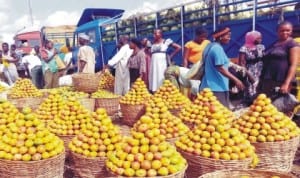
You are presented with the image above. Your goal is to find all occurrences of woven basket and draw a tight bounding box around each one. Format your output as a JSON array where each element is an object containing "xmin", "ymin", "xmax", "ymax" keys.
[
  {"xmin": 166, "ymin": 137, "xmax": 178, "ymax": 145},
  {"xmin": 183, "ymin": 121, "xmax": 196, "ymax": 130},
  {"xmin": 107, "ymin": 164, "xmax": 187, "ymax": 178},
  {"xmin": 252, "ymin": 136, "xmax": 300, "ymax": 172},
  {"xmin": 9, "ymin": 97, "xmax": 44, "ymax": 111},
  {"xmin": 95, "ymin": 97, "xmax": 120, "ymax": 116},
  {"xmin": 58, "ymin": 135, "xmax": 74, "ymax": 154},
  {"xmin": 170, "ymin": 107, "xmax": 183, "ymax": 117},
  {"xmin": 120, "ymin": 103, "xmax": 145, "ymax": 127},
  {"xmin": 113, "ymin": 118, "xmax": 131, "ymax": 136},
  {"xmin": 70, "ymin": 152, "xmax": 106, "ymax": 178},
  {"xmin": 0, "ymin": 152, "xmax": 65, "ymax": 178},
  {"xmin": 58, "ymin": 135, "xmax": 76, "ymax": 177},
  {"xmin": 103, "ymin": 87, "xmax": 114, "ymax": 93},
  {"xmin": 199, "ymin": 169, "xmax": 296, "ymax": 178},
  {"xmin": 72, "ymin": 73, "xmax": 101, "ymax": 93},
  {"xmin": 179, "ymin": 149, "xmax": 252, "ymax": 178},
  {"xmin": 78, "ymin": 98, "xmax": 95, "ymax": 112}
]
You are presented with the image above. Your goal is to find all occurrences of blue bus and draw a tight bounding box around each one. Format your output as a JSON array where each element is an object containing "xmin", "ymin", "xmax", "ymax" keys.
[{"xmin": 73, "ymin": 8, "xmax": 124, "ymax": 72}]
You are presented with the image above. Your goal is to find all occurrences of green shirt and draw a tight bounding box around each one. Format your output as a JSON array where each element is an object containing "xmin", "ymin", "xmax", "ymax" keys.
[{"xmin": 42, "ymin": 49, "xmax": 58, "ymax": 73}]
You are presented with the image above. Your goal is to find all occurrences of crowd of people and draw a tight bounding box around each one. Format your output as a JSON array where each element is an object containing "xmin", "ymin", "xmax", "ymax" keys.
[
  {"xmin": 0, "ymin": 20, "xmax": 299, "ymax": 110},
  {"xmin": 107, "ymin": 21, "xmax": 300, "ymax": 109},
  {"xmin": 0, "ymin": 32, "xmax": 95, "ymax": 89}
]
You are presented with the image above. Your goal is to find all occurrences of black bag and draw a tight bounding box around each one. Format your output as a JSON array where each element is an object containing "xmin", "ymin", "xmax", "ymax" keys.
[{"xmin": 272, "ymin": 93, "xmax": 299, "ymax": 114}]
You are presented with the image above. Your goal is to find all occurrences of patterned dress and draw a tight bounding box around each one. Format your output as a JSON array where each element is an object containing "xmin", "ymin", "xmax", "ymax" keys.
[{"xmin": 239, "ymin": 44, "xmax": 265, "ymax": 98}]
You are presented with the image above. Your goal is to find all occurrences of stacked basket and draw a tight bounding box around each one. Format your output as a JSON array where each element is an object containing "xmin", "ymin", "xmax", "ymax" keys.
[
  {"xmin": 179, "ymin": 150, "xmax": 252, "ymax": 178},
  {"xmin": 47, "ymin": 98, "xmax": 94, "ymax": 176},
  {"xmin": 233, "ymin": 94, "xmax": 300, "ymax": 173},
  {"xmin": 98, "ymin": 69, "xmax": 115, "ymax": 93},
  {"xmin": 154, "ymin": 80, "xmax": 191, "ymax": 117},
  {"xmin": 120, "ymin": 78, "xmax": 151, "ymax": 126},
  {"xmin": 72, "ymin": 73, "xmax": 101, "ymax": 93},
  {"xmin": 0, "ymin": 101, "xmax": 65, "ymax": 178},
  {"xmin": 68, "ymin": 108, "xmax": 123, "ymax": 177},
  {"xmin": 175, "ymin": 89, "xmax": 257, "ymax": 178},
  {"xmin": 0, "ymin": 153, "xmax": 65, "ymax": 178},
  {"xmin": 92, "ymin": 90, "xmax": 120, "ymax": 116},
  {"xmin": 251, "ymin": 136, "xmax": 300, "ymax": 172},
  {"xmin": 7, "ymin": 78, "xmax": 44, "ymax": 111}
]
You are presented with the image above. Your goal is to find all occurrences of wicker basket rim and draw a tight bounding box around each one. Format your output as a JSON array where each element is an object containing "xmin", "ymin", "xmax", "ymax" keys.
[
  {"xmin": 119, "ymin": 102, "xmax": 145, "ymax": 106},
  {"xmin": 179, "ymin": 149, "xmax": 252, "ymax": 162},
  {"xmin": 251, "ymin": 135, "xmax": 300, "ymax": 144},
  {"xmin": 8, "ymin": 96, "xmax": 44, "ymax": 100},
  {"xmin": 94, "ymin": 97, "xmax": 120, "ymax": 99},
  {"xmin": 0, "ymin": 151, "xmax": 65, "ymax": 164},
  {"xmin": 71, "ymin": 151, "xmax": 106, "ymax": 161},
  {"xmin": 72, "ymin": 73, "xmax": 100, "ymax": 77},
  {"xmin": 199, "ymin": 169, "xmax": 297, "ymax": 178},
  {"xmin": 108, "ymin": 164, "xmax": 187, "ymax": 178}
]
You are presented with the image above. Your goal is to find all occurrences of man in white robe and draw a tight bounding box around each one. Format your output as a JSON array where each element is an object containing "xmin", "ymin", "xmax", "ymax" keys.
[{"xmin": 108, "ymin": 35, "xmax": 133, "ymax": 95}]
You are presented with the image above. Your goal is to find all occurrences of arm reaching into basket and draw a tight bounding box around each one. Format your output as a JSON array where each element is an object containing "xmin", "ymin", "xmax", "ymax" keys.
[{"xmin": 107, "ymin": 45, "xmax": 130, "ymax": 67}]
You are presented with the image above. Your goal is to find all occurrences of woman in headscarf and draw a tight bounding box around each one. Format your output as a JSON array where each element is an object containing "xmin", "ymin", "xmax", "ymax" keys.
[
  {"xmin": 259, "ymin": 21, "xmax": 300, "ymax": 97},
  {"xmin": 199, "ymin": 27, "xmax": 245, "ymax": 108},
  {"xmin": 238, "ymin": 30, "xmax": 265, "ymax": 103}
]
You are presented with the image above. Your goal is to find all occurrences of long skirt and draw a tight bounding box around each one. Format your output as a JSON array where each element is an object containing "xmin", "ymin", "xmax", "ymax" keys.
[{"xmin": 149, "ymin": 53, "xmax": 167, "ymax": 92}]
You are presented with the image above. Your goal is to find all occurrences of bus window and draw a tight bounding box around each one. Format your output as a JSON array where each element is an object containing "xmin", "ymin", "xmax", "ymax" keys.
[{"xmin": 86, "ymin": 29, "xmax": 96, "ymax": 44}]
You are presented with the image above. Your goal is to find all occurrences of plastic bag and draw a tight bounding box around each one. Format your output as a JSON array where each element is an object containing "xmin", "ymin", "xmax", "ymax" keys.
[
  {"xmin": 190, "ymin": 80, "xmax": 201, "ymax": 95},
  {"xmin": 178, "ymin": 67, "xmax": 191, "ymax": 88},
  {"xmin": 59, "ymin": 75, "xmax": 73, "ymax": 86},
  {"xmin": 272, "ymin": 93, "xmax": 299, "ymax": 114}
]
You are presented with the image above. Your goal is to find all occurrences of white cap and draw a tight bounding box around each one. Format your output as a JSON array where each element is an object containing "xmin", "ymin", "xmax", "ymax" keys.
[{"xmin": 78, "ymin": 33, "xmax": 90, "ymax": 41}]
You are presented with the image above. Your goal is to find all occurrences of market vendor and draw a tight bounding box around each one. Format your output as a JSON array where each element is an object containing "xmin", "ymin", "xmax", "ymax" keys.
[
  {"xmin": 77, "ymin": 33, "xmax": 96, "ymax": 73},
  {"xmin": 259, "ymin": 21, "xmax": 300, "ymax": 97},
  {"xmin": 164, "ymin": 65, "xmax": 200, "ymax": 99},
  {"xmin": 41, "ymin": 40, "xmax": 60, "ymax": 89},
  {"xmin": 183, "ymin": 27, "xmax": 210, "ymax": 68},
  {"xmin": 199, "ymin": 27, "xmax": 245, "ymax": 108},
  {"xmin": 107, "ymin": 35, "xmax": 133, "ymax": 95},
  {"xmin": 128, "ymin": 38, "xmax": 147, "ymax": 86},
  {"xmin": 165, "ymin": 63, "xmax": 254, "ymax": 101},
  {"xmin": 1, "ymin": 42, "xmax": 19, "ymax": 85}
]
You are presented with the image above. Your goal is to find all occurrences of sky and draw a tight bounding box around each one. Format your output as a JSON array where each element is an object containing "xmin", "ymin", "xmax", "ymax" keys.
[{"xmin": 0, "ymin": 0, "xmax": 195, "ymax": 44}]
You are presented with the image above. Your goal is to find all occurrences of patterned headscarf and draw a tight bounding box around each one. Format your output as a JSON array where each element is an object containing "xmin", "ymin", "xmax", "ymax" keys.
[
  {"xmin": 212, "ymin": 27, "xmax": 231, "ymax": 40},
  {"xmin": 244, "ymin": 31, "xmax": 262, "ymax": 49}
]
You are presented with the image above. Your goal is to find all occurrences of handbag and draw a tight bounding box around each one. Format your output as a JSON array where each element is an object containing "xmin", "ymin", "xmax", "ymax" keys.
[{"xmin": 185, "ymin": 43, "xmax": 214, "ymax": 80}]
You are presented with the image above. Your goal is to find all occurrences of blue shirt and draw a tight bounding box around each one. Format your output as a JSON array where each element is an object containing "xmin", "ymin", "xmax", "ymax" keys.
[{"xmin": 200, "ymin": 43, "xmax": 229, "ymax": 92}]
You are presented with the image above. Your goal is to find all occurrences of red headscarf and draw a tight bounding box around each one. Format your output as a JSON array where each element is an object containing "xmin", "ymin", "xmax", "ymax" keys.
[{"xmin": 244, "ymin": 31, "xmax": 261, "ymax": 49}]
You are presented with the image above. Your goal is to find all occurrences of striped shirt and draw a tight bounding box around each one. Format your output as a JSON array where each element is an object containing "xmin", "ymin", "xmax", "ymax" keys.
[{"xmin": 127, "ymin": 49, "xmax": 146, "ymax": 74}]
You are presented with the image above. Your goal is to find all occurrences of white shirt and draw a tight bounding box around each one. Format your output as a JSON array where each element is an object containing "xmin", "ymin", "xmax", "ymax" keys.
[
  {"xmin": 108, "ymin": 44, "xmax": 133, "ymax": 68},
  {"xmin": 64, "ymin": 52, "xmax": 72, "ymax": 65},
  {"xmin": 77, "ymin": 45, "xmax": 96, "ymax": 73},
  {"xmin": 22, "ymin": 54, "xmax": 42, "ymax": 73}
]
